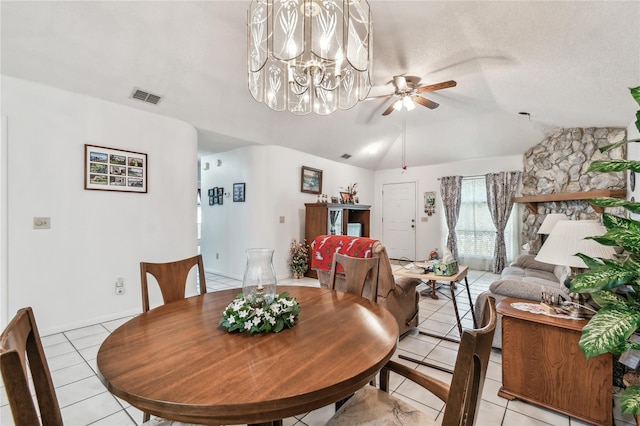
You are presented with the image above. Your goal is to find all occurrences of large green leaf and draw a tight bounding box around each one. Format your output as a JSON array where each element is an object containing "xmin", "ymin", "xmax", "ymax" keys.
[
  {"xmin": 591, "ymin": 289, "xmax": 628, "ymax": 309},
  {"xmin": 574, "ymin": 253, "xmax": 605, "ymax": 269},
  {"xmin": 598, "ymin": 137, "xmax": 640, "ymax": 154},
  {"xmin": 588, "ymin": 160, "xmax": 640, "ymax": 173},
  {"xmin": 603, "ymin": 213, "xmax": 640, "ymax": 233},
  {"xmin": 570, "ymin": 265, "xmax": 636, "ymax": 293},
  {"xmin": 621, "ymin": 386, "xmax": 640, "ymax": 415},
  {"xmin": 598, "ymin": 228, "xmax": 640, "ymax": 255},
  {"xmin": 588, "ymin": 198, "xmax": 640, "ymax": 215},
  {"xmin": 632, "ymin": 85, "xmax": 640, "ymax": 106},
  {"xmin": 579, "ymin": 306, "xmax": 640, "ymax": 358}
]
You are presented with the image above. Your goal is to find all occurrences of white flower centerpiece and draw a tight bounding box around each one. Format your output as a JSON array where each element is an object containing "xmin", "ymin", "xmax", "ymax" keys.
[{"xmin": 219, "ymin": 292, "xmax": 301, "ymax": 335}]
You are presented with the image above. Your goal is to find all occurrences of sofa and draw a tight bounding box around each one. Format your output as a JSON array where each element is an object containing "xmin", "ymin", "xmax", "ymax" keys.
[
  {"xmin": 311, "ymin": 235, "xmax": 421, "ymax": 336},
  {"xmin": 474, "ymin": 254, "xmax": 571, "ymax": 348}
]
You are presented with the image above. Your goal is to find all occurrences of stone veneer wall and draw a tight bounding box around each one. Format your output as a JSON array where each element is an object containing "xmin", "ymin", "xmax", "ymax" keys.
[{"xmin": 521, "ymin": 127, "xmax": 626, "ymax": 250}]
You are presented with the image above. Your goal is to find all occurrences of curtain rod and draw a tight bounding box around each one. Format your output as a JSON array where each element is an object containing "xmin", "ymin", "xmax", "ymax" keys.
[
  {"xmin": 437, "ymin": 171, "xmax": 521, "ymax": 180},
  {"xmin": 436, "ymin": 174, "xmax": 485, "ymax": 180}
]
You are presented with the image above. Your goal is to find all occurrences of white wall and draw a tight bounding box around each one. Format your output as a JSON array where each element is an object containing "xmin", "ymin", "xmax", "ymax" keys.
[
  {"xmin": 200, "ymin": 146, "xmax": 374, "ymax": 279},
  {"xmin": 374, "ymin": 155, "xmax": 523, "ymax": 260},
  {"xmin": 2, "ymin": 76, "xmax": 199, "ymax": 334}
]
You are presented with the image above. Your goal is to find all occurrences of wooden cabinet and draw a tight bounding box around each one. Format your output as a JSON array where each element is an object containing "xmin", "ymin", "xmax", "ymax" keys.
[
  {"xmin": 304, "ymin": 203, "xmax": 371, "ymax": 278},
  {"xmin": 497, "ymin": 298, "xmax": 612, "ymax": 426}
]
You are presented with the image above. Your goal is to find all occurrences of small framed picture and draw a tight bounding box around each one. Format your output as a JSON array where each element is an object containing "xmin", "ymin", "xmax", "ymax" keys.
[
  {"xmin": 85, "ymin": 144, "xmax": 147, "ymax": 193},
  {"xmin": 208, "ymin": 188, "xmax": 214, "ymax": 197},
  {"xmin": 233, "ymin": 183, "xmax": 246, "ymax": 202},
  {"xmin": 301, "ymin": 166, "xmax": 322, "ymax": 194},
  {"xmin": 209, "ymin": 196, "xmax": 214, "ymax": 206}
]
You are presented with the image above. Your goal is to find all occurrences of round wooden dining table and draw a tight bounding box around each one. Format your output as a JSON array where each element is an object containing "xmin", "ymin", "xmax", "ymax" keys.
[{"xmin": 96, "ymin": 286, "xmax": 399, "ymax": 425}]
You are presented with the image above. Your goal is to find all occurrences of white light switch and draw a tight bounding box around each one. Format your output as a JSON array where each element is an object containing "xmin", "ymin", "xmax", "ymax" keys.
[{"xmin": 33, "ymin": 217, "xmax": 51, "ymax": 229}]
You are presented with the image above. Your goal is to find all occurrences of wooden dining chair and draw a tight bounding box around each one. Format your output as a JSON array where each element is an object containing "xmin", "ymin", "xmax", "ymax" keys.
[
  {"xmin": 326, "ymin": 296, "xmax": 497, "ymax": 426},
  {"xmin": 1, "ymin": 307, "xmax": 63, "ymax": 426},
  {"xmin": 328, "ymin": 253, "xmax": 380, "ymax": 302},
  {"xmin": 140, "ymin": 254, "xmax": 207, "ymax": 312}
]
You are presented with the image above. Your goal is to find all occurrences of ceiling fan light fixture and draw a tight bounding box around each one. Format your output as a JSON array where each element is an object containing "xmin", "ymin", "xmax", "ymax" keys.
[
  {"xmin": 247, "ymin": 0, "xmax": 372, "ymax": 115},
  {"xmin": 403, "ymin": 97, "xmax": 415, "ymax": 111}
]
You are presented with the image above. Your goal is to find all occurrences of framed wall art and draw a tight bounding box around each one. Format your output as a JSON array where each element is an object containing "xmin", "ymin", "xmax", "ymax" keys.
[
  {"xmin": 233, "ymin": 182, "xmax": 246, "ymax": 202},
  {"xmin": 301, "ymin": 166, "xmax": 322, "ymax": 194},
  {"xmin": 85, "ymin": 144, "xmax": 147, "ymax": 193}
]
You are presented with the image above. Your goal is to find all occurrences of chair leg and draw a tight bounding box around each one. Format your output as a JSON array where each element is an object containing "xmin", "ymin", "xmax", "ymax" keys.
[{"xmin": 143, "ymin": 412, "xmax": 150, "ymax": 423}]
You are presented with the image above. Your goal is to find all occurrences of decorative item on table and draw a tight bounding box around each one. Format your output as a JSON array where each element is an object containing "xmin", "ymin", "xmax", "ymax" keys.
[
  {"xmin": 539, "ymin": 291, "xmax": 562, "ymax": 314},
  {"xmin": 331, "ymin": 196, "xmax": 339, "ymax": 204},
  {"xmin": 434, "ymin": 248, "xmax": 458, "ymax": 276},
  {"xmin": 219, "ymin": 292, "xmax": 301, "ymax": 335},
  {"xmin": 424, "ymin": 191, "xmax": 436, "ymax": 216},
  {"xmin": 345, "ymin": 183, "xmax": 357, "ymax": 203},
  {"xmin": 242, "ymin": 248, "xmax": 277, "ymax": 305},
  {"xmin": 428, "ymin": 248, "xmax": 439, "ymax": 260},
  {"xmin": 288, "ymin": 239, "xmax": 309, "ymax": 279}
]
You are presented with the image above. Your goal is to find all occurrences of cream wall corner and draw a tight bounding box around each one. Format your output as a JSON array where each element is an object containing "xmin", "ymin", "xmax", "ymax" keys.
[{"xmin": 2, "ymin": 76, "xmax": 199, "ymax": 334}]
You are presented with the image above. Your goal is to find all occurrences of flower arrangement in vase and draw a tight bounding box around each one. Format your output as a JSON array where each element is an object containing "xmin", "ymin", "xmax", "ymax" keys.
[{"xmin": 288, "ymin": 239, "xmax": 309, "ymax": 279}]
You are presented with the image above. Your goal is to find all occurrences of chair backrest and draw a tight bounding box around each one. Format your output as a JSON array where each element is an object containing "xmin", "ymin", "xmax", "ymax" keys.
[
  {"xmin": 0, "ymin": 307, "xmax": 63, "ymax": 426},
  {"xmin": 442, "ymin": 296, "xmax": 497, "ymax": 426},
  {"xmin": 328, "ymin": 253, "xmax": 380, "ymax": 302},
  {"xmin": 140, "ymin": 254, "xmax": 207, "ymax": 312}
]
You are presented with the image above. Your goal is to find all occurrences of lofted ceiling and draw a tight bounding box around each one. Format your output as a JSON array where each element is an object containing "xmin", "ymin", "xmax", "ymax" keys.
[{"xmin": 2, "ymin": 1, "xmax": 639, "ymax": 171}]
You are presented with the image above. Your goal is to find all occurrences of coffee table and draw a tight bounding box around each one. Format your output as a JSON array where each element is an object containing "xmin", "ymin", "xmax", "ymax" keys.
[{"xmin": 394, "ymin": 264, "xmax": 476, "ymax": 337}]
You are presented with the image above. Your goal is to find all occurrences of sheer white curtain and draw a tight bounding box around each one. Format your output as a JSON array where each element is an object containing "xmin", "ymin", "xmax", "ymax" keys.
[{"xmin": 449, "ymin": 177, "xmax": 518, "ymax": 271}]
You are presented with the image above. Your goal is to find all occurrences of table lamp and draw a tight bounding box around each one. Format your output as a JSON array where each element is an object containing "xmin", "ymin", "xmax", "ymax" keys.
[
  {"xmin": 535, "ymin": 220, "xmax": 616, "ymax": 317},
  {"xmin": 537, "ymin": 213, "xmax": 569, "ymax": 244}
]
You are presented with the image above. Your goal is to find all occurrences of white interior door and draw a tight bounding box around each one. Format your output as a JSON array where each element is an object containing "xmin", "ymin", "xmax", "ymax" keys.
[{"xmin": 382, "ymin": 182, "xmax": 416, "ymax": 260}]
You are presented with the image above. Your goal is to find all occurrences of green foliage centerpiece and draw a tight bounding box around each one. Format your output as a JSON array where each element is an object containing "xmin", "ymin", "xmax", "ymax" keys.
[
  {"xmin": 220, "ymin": 292, "xmax": 301, "ymax": 335},
  {"xmin": 569, "ymin": 86, "xmax": 640, "ymax": 414}
]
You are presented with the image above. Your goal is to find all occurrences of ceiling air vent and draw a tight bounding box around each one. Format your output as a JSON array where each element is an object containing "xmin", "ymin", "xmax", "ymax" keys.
[
  {"xmin": 341, "ymin": 153, "xmax": 352, "ymax": 159},
  {"xmin": 130, "ymin": 88, "xmax": 162, "ymax": 105}
]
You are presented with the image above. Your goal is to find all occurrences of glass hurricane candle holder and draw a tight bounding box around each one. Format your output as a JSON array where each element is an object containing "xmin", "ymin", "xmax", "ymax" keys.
[{"xmin": 242, "ymin": 248, "xmax": 277, "ymax": 305}]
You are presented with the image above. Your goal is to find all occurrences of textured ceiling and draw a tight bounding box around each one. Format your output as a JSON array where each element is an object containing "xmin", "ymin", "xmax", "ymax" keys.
[{"xmin": 2, "ymin": 1, "xmax": 639, "ymax": 170}]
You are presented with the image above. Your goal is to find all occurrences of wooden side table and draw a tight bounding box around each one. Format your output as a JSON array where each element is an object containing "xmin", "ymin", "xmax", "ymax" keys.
[{"xmin": 497, "ymin": 298, "xmax": 613, "ymax": 426}]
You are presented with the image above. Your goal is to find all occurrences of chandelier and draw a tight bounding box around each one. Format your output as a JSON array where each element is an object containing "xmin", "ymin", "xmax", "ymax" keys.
[{"xmin": 248, "ymin": 0, "xmax": 372, "ymax": 115}]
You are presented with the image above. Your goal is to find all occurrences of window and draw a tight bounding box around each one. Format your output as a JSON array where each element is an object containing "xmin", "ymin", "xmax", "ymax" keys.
[{"xmin": 453, "ymin": 177, "xmax": 517, "ymax": 270}]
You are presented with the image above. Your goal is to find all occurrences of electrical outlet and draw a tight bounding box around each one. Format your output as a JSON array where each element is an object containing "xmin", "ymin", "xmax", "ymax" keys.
[
  {"xmin": 279, "ymin": 216, "xmax": 285, "ymax": 223},
  {"xmin": 33, "ymin": 217, "xmax": 51, "ymax": 229},
  {"xmin": 421, "ymin": 217, "xmax": 428, "ymax": 222},
  {"xmin": 115, "ymin": 277, "xmax": 124, "ymax": 295}
]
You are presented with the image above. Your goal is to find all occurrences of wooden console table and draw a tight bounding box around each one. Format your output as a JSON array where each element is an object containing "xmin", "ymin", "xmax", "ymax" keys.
[{"xmin": 497, "ymin": 298, "xmax": 612, "ymax": 426}]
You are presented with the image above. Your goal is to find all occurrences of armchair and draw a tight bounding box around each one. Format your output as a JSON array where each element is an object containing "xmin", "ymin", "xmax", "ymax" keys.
[{"xmin": 311, "ymin": 235, "xmax": 420, "ymax": 336}]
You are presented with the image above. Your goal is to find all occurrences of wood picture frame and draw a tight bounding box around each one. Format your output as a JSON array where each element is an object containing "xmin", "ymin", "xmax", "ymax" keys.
[
  {"xmin": 85, "ymin": 144, "xmax": 147, "ymax": 193},
  {"xmin": 301, "ymin": 166, "xmax": 323, "ymax": 194},
  {"xmin": 233, "ymin": 183, "xmax": 246, "ymax": 202}
]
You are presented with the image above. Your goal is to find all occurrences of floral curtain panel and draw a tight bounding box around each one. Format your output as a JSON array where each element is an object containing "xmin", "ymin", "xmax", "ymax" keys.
[
  {"xmin": 439, "ymin": 176, "xmax": 463, "ymax": 260},
  {"xmin": 485, "ymin": 171, "xmax": 521, "ymax": 273}
]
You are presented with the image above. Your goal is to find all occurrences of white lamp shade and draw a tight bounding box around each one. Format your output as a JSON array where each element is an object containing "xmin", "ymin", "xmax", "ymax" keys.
[
  {"xmin": 535, "ymin": 220, "xmax": 616, "ymax": 268},
  {"xmin": 537, "ymin": 213, "xmax": 569, "ymax": 234}
]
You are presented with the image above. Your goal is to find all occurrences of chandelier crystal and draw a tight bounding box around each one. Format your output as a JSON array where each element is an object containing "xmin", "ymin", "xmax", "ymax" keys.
[{"xmin": 248, "ymin": 0, "xmax": 372, "ymax": 115}]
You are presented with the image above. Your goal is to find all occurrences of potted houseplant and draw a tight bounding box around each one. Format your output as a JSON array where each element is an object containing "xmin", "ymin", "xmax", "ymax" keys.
[
  {"xmin": 569, "ymin": 85, "xmax": 640, "ymax": 415},
  {"xmin": 288, "ymin": 239, "xmax": 309, "ymax": 279}
]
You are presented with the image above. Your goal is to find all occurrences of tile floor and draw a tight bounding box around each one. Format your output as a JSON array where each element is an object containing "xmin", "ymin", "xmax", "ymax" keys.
[{"xmin": 1, "ymin": 269, "xmax": 636, "ymax": 425}]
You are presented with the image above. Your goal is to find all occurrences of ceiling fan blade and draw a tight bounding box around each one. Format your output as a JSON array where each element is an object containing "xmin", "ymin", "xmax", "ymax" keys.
[
  {"xmin": 417, "ymin": 80, "xmax": 457, "ymax": 94},
  {"xmin": 382, "ymin": 101, "xmax": 397, "ymax": 116},
  {"xmin": 413, "ymin": 96, "xmax": 439, "ymax": 109},
  {"xmin": 393, "ymin": 75, "xmax": 408, "ymax": 91}
]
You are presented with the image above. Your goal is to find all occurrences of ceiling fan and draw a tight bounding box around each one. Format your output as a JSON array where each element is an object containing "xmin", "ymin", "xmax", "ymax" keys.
[{"xmin": 372, "ymin": 76, "xmax": 457, "ymax": 116}]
